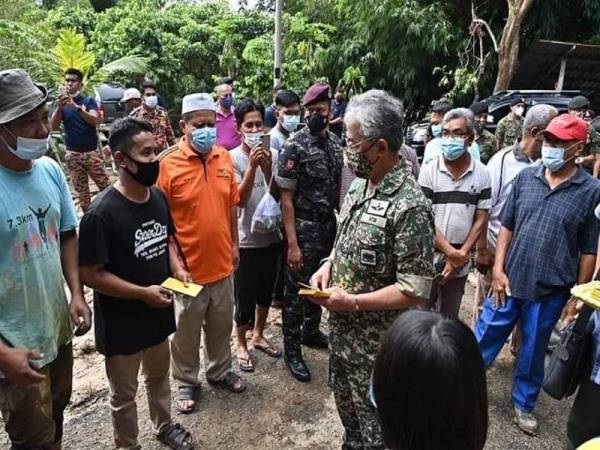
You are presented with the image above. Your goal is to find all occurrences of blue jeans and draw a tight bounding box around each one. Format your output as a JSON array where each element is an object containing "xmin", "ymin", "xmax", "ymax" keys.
[{"xmin": 475, "ymin": 294, "xmax": 568, "ymax": 412}]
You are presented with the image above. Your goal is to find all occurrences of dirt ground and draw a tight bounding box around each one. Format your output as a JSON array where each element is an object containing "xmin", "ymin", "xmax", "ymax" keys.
[{"xmin": 1, "ymin": 278, "xmax": 573, "ymax": 450}]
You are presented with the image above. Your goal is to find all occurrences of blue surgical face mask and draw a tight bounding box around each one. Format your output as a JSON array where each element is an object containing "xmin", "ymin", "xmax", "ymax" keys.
[
  {"xmin": 191, "ymin": 127, "xmax": 217, "ymax": 154},
  {"xmin": 440, "ymin": 137, "xmax": 467, "ymax": 161},
  {"xmin": 220, "ymin": 95, "xmax": 233, "ymax": 109},
  {"xmin": 542, "ymin": 146, "xmax": 567, "ymax": 172},
  {"xmin": 431, "ymin": 124, "xmax": 443, "ymax": 138},
  {"xmin": 144, "ymin": 95, "xmax": 158, "ymax": 109},
  {"xmin": 1, "ymin": 127, "xmax": 49, "ymax": 160},
  {"xmin": 282, "ymin": 114, "xmax": 300, "ymax": 132}
]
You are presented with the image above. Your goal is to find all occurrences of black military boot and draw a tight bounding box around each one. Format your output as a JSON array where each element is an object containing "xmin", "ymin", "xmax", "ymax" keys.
[
  {"xmin": 284, "ymin": 350, "xmax": 311, "ymax": 382},
  {"xmin": 302, "ymin": 330, "xmax": 329, "ymax": 349}
]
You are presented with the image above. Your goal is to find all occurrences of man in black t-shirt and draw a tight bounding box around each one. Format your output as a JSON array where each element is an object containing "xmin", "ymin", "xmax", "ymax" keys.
[{"xmin": 79, "ymin": 118, "xmax": 194, "ymax": 450}]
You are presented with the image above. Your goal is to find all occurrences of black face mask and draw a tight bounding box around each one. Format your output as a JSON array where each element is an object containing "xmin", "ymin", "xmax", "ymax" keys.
[
  {"xmin": 124, "ymin": 155, "xmax": 160, "ymax": 187},
  {"xmin": 307, "ymin": 114, "xmax": 328, "ymax": 134}
]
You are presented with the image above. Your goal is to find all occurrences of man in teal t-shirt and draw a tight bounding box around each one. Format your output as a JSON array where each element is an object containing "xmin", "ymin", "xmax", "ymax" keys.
[{"xmin": 0, "ymin": 69, "xmax": 91, "ymax": 449}]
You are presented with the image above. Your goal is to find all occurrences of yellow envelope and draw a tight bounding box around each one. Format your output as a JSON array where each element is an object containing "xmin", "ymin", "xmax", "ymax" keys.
[
  {"xmin": 298, "ymin": 288, "xmax": 331, "ymax": 299},
  {"xmin": 161, "ymin": 277, "xmax": 203, "ymax": 298},
  {"xmin": 571, "ymin": 281, "xmax": 600, "ymax": 309}
]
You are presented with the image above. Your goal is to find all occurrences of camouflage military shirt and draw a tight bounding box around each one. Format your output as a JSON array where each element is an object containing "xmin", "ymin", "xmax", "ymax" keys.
[
  {"xmin": 275, "ymin": 127, "xmax": 343, "ymax": 216},
  {"xmin": 130, "ymin": 105, "xmax": 176, "ymax": 151},
  {"xmin": 329, "ymin": 160, "xmax": 435, "ymax": 361},
  {"xmin": 476, "ymin": 129, "xmax": 498, "ymax": 164},
  {"xmin": 585, "ymin": 123, "xmax": 600, "ymax": 156},
  {"xmin": 495, "ymin": 115, "xmax": 524, "ymax": 151}
]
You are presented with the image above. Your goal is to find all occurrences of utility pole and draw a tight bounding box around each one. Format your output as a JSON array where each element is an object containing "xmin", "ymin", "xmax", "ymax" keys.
[{"xmin": 274, "ymin": 0, "xmax": 283, "ymax": 87}]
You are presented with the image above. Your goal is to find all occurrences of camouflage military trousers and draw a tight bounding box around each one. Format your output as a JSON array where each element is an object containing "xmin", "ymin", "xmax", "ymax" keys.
[
  {"xmin": 64, "ymin": 150, "xmax": 111, "ymax": 211},
  {"xmin": 330, "ymin": 344, "xmax": 384, "ymax": 450},
  {"xmin": 282, "ymin": 219, "xmax": 336, "ymax": 356}
]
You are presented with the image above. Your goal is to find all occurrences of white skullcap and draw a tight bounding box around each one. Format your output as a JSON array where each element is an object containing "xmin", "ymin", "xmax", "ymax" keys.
[
  {"xmin": 121, "ymin": 88, "xmax": 142, "ymax": 102},
  {"xmin": 182, "ymin": 93, "xmax": 216, "ymax": 115}
]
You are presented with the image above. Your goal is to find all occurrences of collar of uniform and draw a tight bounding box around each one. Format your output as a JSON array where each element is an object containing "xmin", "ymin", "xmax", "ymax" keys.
[
  {"xmin": 533, "ymin": 164, "xmax": 588, "ymax": 187},
  {"xmin": 180, "ymin": 137, "xmax": 222, "ymax": 161},
  {"xmin": 437, "ymin": 152, "xmax": 475, "ymax": 179},
  {"xmin": 307, "ymin": 128, "xmax": 332, "ymax": 144},
  {"xmin": 375, "ymin": 159, "xmax": 409, "ymax": 195}
]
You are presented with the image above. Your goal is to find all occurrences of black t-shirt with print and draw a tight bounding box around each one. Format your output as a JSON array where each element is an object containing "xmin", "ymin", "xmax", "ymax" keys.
[{"xmin": 79, "ymin": 186, "xmax": 176, "ymax": 356}]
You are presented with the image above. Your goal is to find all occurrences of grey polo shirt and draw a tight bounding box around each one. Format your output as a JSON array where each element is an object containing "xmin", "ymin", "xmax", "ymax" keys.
[{"xmin": 418, "ymin": 154, "xmax": 491, "ymax": 277}]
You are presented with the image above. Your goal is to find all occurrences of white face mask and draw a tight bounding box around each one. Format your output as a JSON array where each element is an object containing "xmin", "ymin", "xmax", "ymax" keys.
[
  {"xmin": 514, "ymin": 106, "xmax": 525, "ymax": 117},
  {"xmin": 1, "ymin": 128, "xmax": 49, "ymax": 160},
  {"xmin": 144, "ymin": 95, "xmax": 158, "ymax": 109},
  {"xmin": 243, "ymin": 131, "xmax": 262, "ymax": 148}
]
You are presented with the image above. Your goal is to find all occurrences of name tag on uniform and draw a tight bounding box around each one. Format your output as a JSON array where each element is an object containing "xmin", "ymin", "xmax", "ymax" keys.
[
  {"xmin": 366, "ymin": 200, "xmax": 390, "ymax": 217},
  {"xmin": 360, "ymin": 213, "xmax": 387, "ymax": 229},
  {"xmin": 360, "ymin": 249, "xmax": 377, "ymax": 266}
]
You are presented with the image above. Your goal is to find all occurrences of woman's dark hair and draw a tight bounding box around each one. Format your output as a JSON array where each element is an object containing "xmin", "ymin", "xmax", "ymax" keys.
[
  {"xmin": 234, "ymin": 99, "xmax": 265, "ymax": 127},
  {"xmin": 373, "ymin": 310, "xmax": 488, "ymax": 450}
]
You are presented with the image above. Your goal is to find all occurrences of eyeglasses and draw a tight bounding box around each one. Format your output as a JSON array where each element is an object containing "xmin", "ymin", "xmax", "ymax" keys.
[
  {"xmin": 347, "ymin": 137, "xmax": 379, "ymax": 153},
  {"xmin": 441, "ymin": 129, "xmax": 469, "ymax": 138}
]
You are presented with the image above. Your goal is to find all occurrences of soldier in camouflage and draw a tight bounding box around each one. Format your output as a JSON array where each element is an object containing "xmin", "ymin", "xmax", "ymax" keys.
[
  {"xmin": 568, "ymin": 95, "xmax": 600, "ymax": 177},
  {"xmin": 495, "ymin": 97, "xmax": 525, "ymax": 151},
  {"xmin": 309, "ymin": 90, "xmax": 434, "ymax": 449},
  {"xmin": 276, "ymin": 83, "xmax": 343, "ymax": 382},
  {"xmin": 470, "ymin": 101, "xmax": 498, "ymax": 164}
]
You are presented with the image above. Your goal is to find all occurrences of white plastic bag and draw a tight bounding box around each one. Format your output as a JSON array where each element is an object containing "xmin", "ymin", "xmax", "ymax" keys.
[{"xmin": 251, "ymin": 192, "xmax": 282, "ymax": 234}]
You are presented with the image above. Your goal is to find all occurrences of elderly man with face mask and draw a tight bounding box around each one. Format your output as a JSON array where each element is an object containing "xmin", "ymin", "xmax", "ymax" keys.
[
  {"xmin": 418, "ymin": 108, "xmax": 491, "ymax": 319},
  {"xmin": 158, "ymin": 93, "xmax": 246, "ymax": 414},
  {"xmin": 476, "ymin": 113, "xmax": 600, "ymax": 436},
  {"xmin": 309, "ymin": 89, "xmax": 434, "ymax": 449},
  {"xmin": 276, "ymin": 82, "xmax": 343, "ymax": 382}
]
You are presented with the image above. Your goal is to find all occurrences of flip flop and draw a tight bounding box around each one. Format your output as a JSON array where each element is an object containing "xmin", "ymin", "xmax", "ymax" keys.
[
  {"xmin": 237, "ymin": 355, "xmax": 255, "ymax": 372},
  {"xmin": 176, "ymin": 385, "xmax": 199, "ymax": 414},
  {"xmin": 253, "ymin": 342, "xmax": 282, "ymax": 358}
]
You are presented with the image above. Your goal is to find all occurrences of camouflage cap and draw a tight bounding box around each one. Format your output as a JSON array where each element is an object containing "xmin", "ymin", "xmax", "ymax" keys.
[
  {"xmin": 0, "ymin": 69, "xmax": 48, "ymax": 125},
  {"xmin": 302, "ymin": 83, "xmax": 331, "ymax": 107}
]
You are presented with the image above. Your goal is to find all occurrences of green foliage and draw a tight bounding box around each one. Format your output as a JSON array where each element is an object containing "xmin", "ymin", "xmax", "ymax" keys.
[{"xmin": 3, "ymin": 0, "xmax": 600, "ymax": 121}]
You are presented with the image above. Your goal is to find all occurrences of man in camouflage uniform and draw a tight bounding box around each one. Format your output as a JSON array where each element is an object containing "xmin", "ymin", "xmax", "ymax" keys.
[
  {"xmin": 470, "ymin": 101, "xmax": 498, "ymax": 164},
  {"xmin": 309, "ymin": 90, "xmax": 434, "ymax": 449},
  {"xmin": 130, "ymin": 82, "xmax": 176, "ymax": 151},
  {"xmin": 496, "ymin": 97, "xmax": 525, "ymax": 151},
  {"xmin": 276, "ymin": 83, "xmax": 343, "ymax": 382},
  {"xmin": 567, "ymin": 95, "xmax": 600, "ymax": 177}
]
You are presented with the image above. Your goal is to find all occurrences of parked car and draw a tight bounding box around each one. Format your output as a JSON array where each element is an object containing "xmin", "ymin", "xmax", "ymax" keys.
[
  {"xmin": 404, "ymin": 121, "xmax": 429, "ymax": 163},
  {"xmin": 481, "ymin": 90, "xmax": 581, "ymax": 133},
  {"xmin": 95, "ymin": 82, "xmax": 127, "ymax": 139}
]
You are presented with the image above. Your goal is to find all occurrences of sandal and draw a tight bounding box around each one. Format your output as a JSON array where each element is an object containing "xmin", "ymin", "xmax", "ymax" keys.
[
  {"xmin": 157, "ymin": 422, "xmax": 195, "ymax": 450},
  {"xmin": 237, "ymin": 354, "xmax": 255, "ymax": 372},
  {"xmin": 253, "ymin": 341, "xmax": 282, "ymax": 358},
  {"xmin": 176, "ymin": 385, "xmax": 199, "ymax": 414},
  {"xmin": 208, "ymin": 371, "xmax": 247, "ymax": 393}
]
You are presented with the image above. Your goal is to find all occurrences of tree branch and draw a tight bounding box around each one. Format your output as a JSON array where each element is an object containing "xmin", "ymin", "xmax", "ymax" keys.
[{"xmin": 472, "ymin": 19, "xmax": 499, "ymax": 53}]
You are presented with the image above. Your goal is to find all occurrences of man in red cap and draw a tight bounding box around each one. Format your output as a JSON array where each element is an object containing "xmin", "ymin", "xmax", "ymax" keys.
[
  {"xmin": 475, "ymin": 113, "xmax": 600, "ymax": 435},
  {"xmin": 275, "ymin": 82, "xmax": 343, "ymax": 381}
]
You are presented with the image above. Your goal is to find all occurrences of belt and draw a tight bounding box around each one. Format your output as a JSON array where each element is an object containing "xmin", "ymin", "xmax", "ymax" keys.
[{"xmin": 295, "ymin": 209, "xmax": 335, "ymax": 223}]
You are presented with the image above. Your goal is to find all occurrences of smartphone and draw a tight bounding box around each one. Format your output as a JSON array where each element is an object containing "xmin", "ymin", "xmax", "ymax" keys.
[
  {"xmin": 59, "ymin": 86, "xmax": 68, "ymax": 97},
  {"xmin": 261, "ymin": 134, "xmax": 270, "ymax": 151}
]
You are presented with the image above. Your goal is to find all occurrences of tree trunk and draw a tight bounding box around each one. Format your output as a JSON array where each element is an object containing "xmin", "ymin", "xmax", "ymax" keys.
[{"xmin": 493, "ymin": 0, "xmax": 535, "ymax": 92}]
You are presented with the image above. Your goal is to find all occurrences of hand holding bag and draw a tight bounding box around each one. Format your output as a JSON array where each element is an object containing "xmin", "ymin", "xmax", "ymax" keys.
[{"xmin": 542, "ymin": 303, "xmax": 594, "ymax": 400}]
